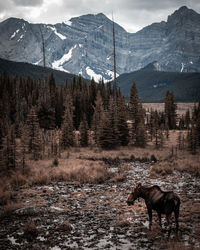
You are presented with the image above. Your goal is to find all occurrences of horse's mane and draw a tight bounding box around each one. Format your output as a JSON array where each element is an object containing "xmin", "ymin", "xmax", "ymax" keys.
[
  {"xmin": 141, "ymin": 184, "xmax": 161, "ymax": 190},
  {"xmin": 152, "ymin": 185, "xmax": 162, "ymax": 190}
]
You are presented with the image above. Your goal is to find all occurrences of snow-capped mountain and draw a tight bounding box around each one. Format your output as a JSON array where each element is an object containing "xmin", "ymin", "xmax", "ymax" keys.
[{"xmin": 0, "ymin": 6, "xmax": 200, "ymax": 81}]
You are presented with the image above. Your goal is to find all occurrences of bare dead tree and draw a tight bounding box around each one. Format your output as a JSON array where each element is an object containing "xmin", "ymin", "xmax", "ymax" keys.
[
  {"xmin": 39, "ymin": 25, "xmax": 48, "ymax": 105},
  {"xmin": 112, "ymin": 13, "xmax": 117, "ymax": 101},
  {"xmin": 39, "ymin": 25, "xmax": 46, "ymax": 80}
]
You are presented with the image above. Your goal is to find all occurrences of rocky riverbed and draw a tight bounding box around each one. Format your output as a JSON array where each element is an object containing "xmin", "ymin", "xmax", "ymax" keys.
[{"xmin": 0, "ymin": 161, "xmax": 200, "ymax": 249}]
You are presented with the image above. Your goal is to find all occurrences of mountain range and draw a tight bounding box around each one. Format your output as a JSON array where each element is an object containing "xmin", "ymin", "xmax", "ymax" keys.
[{"xmin": 0, "ymin": 6, "xmax": 200, "ymax": 82}]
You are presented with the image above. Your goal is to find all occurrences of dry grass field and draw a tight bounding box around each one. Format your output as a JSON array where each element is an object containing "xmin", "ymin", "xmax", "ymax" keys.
[
  {"xmin": 0, "ymin": 129, "xmax": 199, "ymax": 209},
  {"xmin": 143, "ymin": 102, "xmax": 195, "ymax": 116}
]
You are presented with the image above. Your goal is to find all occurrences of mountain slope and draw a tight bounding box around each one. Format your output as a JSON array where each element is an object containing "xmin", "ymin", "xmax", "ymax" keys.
[
  {"xmin": 116, "ymin": 63, "xmax": 200, "ymax": 102},
  {"xmin": 0, "ymin": 6, "xmax": 200, "ymax": 81},
  {"xmin": 0, "ymin": 58, "xmax": 78, "ymax": 84}
]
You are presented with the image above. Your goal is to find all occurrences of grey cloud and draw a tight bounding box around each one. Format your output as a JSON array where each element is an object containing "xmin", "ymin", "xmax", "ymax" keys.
[
  {"xmin": 12, "ymin": 0, "xmax": 44, "ymax": 7},
  {"xmin": 0, "ymin": 0, "xmax": 13, "ymax": 11},
  {"xmin": 0, "ymin": 0, "xmax": 200, "ymax": 32}
]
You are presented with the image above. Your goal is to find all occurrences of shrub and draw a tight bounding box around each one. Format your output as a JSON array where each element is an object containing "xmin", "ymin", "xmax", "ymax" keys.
[
  {"xmin": 150, "ymin": 154, "xmax": 157, "ymax": 162},
  {"xmin": 52, "ymin": 158, "xmax": 59, "ymax": 167},
  {"xmin": 0, "ymin": 188, "xmax": 13, "ymax": 205},
  {"xmin": 1, "ymin": 202, "xmax": 22, "ymax": 217},
  {"xmin": 10, "ymin": 173, "xmax": 27, "ymax": 188},
  {"xmin": 57, "ymin": 221, "xmax": 73, "ymax": 232},
  {"xmin": 23, "ymin": 220, "xmax": 39, "ymax": 240},
  {"xmin": 130, "ymin": 154, "xmax": 135, "ymax": 161}
]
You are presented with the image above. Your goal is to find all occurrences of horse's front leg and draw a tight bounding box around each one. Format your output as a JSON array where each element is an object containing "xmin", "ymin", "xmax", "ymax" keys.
[
  {"xmin": 147, "ymin": 207, "xmax": 152, "ymax": 230},
  {"xmin": 157, "ymin": 212, "xmax": 162, "ymax": 228},
  {"xmin": 166, "ymin": 214, "xmax": 171, "ymax": 238}
]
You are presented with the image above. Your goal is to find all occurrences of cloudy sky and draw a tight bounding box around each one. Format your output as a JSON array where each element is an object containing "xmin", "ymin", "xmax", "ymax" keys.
[{"xmin": 0, "ymin": 0, "xmax": 200, "ymax": 32}]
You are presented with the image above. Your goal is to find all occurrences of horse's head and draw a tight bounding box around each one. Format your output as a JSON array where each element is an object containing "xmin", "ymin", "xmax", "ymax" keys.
[{"xmin": 127, "ymin": 183, "xmax": 142, "ymax": 206}]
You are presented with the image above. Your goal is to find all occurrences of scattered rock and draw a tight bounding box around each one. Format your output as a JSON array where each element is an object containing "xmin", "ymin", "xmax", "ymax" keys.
[{"xmin": 14, "ymin": 206, "xmax": 42, "ymax": 216}]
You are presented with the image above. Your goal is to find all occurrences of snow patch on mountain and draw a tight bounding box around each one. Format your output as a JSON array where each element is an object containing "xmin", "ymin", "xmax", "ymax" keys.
[
  {"xmin": 153, "ymin": 62, "xmax": 161, "ymax": 71},
  {"xmin": 153, "ymin": 83, "xmax": 167, "ymax": 88},
  {"xmin": 86, "ymin": 67, "xmax": 102, "ymax": 82},
  {"xmin": 47, "ymin": 26, "xmax": 66, "ymax": 40},
  {"xmin": 10, "ymin": 29, "xmax": 19, "ymax": 40},
  {"xmin": 106, "ymin": 70, "xmax": 119, "ymax": 81},
  {"xmin": 17, "ymin": 34, "xmax": 24, "ymax": 42},
  {"xmin": 64, "ymin": 20, "xmax": 72, "ymax": 26},
  {"xmin": 52, "ymin": 45, "xmax": 76, "ymax": 71},
  {"xmin": 33, "ymin": 59, "xmax": 42, "ymax": 65},
  {"xmin": 181, "ymin": 63, "xmax": 185, "ymax": 72}
]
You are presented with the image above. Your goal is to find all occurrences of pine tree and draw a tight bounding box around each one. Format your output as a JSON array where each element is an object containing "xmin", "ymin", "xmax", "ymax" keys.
[
  {"xmin": 98, "ymin": 111, "xmax": 116, "ymax": 149},
  {"xmin": 150, "ymin": 110, "xmax": 164, "ymax": 148},
  {"xmin": 116, "ymin": 95, "xmax": 129, "ymax": 146},
  {"xmin": 129, "ymin": 83, "xmax": 139, "ymax": 144},
  {"xmin": 129, "ymin": 83, "xmax": 146, "ymax": 146},
  {"xmin": 178, "ymin": 115, "xmax": 185, "ymax": 130},
  {"xmin": 195, "ymin": 110, "xmax": 200, "ymax": 147},
  {"xmin": 61, "ymin": 95, "xmax": 74, "ymax": 149},
  {"xmin": 88, "ymin": 79, "xmax": 97, "ymax": 128},
  {"xmin": 25, "ymin": 107, "xmax": 42, "ymax": 160},
  {"xmin": 21, "ymin": 131, "xmax": 27, "ymax": 173},
  {"xmin": 149, "ymin": 109, "xmax": 154, "ymax": 141},
  {"xmin": 98, "ymin": 97, "xmax": 118, "ymax": 149},
  {"xmin": 135, "ymin": 121, "xmax": 147, "ymax": 147},
  {"xmin": 1, "ymin": 125, "xmax": 17, "ymax": 169},
  {"xmin": 185, "ymin": 109, "xmax": 190, "ymax": 129},
  {"xmin": 187, "ymin": 125, "xmax": 197, "ymax": 154},
  {"xmin": 164, "ymin": 91, "xmax": 177, "ymax": 129},
  {"xmin": 79, "ymin": 114, "xmax": 89, "ymax": 147},
  {"xmin": 92, "ymin": 91, "xmax": 104, "ymax": 146},
  {"xmin": 38, "ymin": 103, "xmax": 55, "ymax": 130},
  {"xmin": 177, "ymin": 132, "xmax": 185, "ymax": 150}
]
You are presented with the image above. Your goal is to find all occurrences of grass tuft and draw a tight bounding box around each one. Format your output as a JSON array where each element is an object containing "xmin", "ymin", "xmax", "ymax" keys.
[
  {"xmin": 57, "ymin": 221, "xmax": 73, "ymax": 232},
  {"xmin": 1, "ymin": 202, "xmax": 22, "ymax": 218},
  {"xmin": 23, "ymin": 220, "xmax": 39, "ymax": 240}
]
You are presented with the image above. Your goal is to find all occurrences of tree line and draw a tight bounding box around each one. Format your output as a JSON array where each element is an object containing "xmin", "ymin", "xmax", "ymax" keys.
[{"xmin": 0, "ymin": 72, "xmax": 199, "ymax": 170}]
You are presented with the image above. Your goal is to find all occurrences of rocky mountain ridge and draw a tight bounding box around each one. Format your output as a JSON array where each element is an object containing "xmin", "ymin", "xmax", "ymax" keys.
[{"xmin": 0, "ymin": 6, "xmax": 200, "ymax": 81}]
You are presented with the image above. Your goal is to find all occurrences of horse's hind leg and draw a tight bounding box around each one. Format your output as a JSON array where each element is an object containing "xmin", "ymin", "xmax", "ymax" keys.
[
  {"xmin": 174, "ymin": 204, "xmax": 180, "ymax": 234},
  {"xmin": 147, "ymin": 208, "xmax": 152, "ymax": 230},
  {"xmin": 166, "ymin": 214, "xmax": 171, "ymax": 238}
]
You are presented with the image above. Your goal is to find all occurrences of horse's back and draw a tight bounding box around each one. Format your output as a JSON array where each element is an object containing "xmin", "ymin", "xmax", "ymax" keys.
[{"xmin": 149, "ymin": 186, "xmax": 164, "ymax": 204}]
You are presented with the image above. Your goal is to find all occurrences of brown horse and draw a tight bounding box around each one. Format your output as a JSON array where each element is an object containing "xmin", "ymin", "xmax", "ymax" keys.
[{"xmin": 127, "ymin": 183, "xmax": 180, "ymax": 234}]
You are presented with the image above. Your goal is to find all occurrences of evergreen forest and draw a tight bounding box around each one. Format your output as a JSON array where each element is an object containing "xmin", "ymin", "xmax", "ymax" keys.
[{"xmin": 0, "ymin": 72, "xmax": 200, "ymax": 170}]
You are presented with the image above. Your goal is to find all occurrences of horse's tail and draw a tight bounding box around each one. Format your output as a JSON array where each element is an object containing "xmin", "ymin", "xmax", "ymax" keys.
[{"xmin": 173, "ymin": 195, "xmax": 180, "ymax": 208}]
